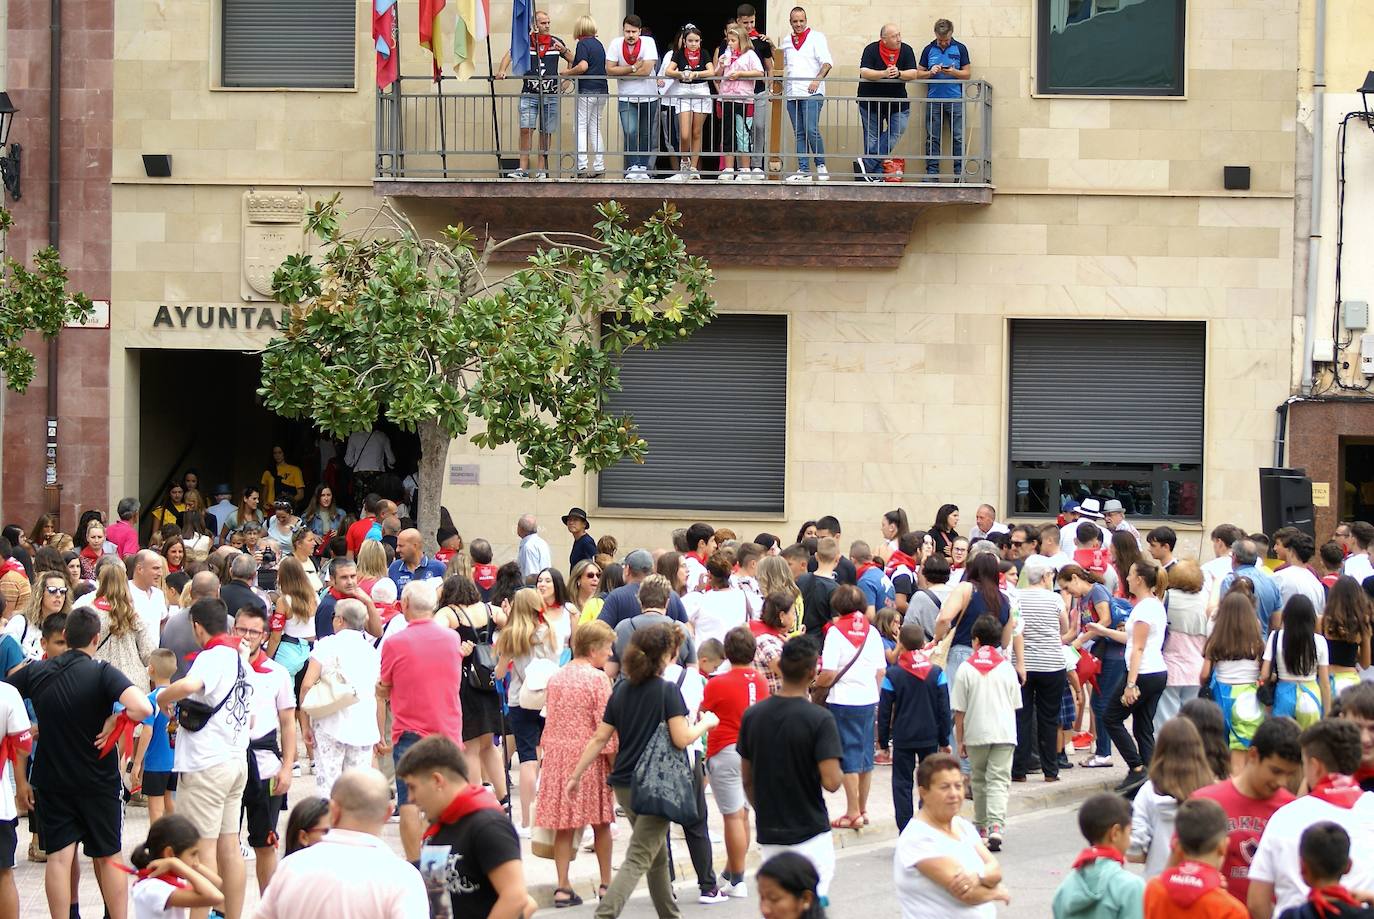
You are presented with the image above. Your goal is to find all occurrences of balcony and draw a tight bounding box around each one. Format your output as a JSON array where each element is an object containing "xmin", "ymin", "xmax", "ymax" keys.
[{"xmin": 374, "ymin": 75, "xmax": 994, "ymax": 267}]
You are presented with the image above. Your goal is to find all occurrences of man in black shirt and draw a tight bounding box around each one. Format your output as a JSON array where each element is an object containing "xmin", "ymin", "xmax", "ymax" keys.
[
  {"xmin": 738, "ymin": 636, "xmax": 843, "ymax": 903},
  {"xmin": 735, "ymin": 4, "xmax": 775, "ymax": 177},
  {"xmin": 8, "ymin": 607, "xmax": 154, "ymax": 919},
  {"xmin": 397, "ymin": 735, "xmax": 534, "ymax": 919},
  {"xmin": 856, "ymin": 24, "xmax": 918, "ymax": 181},
  {"xmin": 495, "ymin": 10, "xmax": 574, "ymax": 178},
  {"xmin": 221, "ymin": 553, "xmax": 267, "ymax": 621},
  {"xmin": 806, "ymin": 518, "xmax": 858, "ymax": 585}
]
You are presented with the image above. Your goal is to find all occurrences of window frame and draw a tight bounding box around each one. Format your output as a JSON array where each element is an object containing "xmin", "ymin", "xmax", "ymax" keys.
[
  {"xmin": 218, "ymin": 0, "xmax": 358, "ymax": 91},
  {"xmin": 1034, "ymin": 0, "xmax": 1187, "ymax": 98}
]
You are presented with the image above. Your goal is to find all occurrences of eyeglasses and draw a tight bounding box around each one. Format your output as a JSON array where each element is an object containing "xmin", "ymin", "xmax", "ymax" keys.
[
  {"xmin": 234, "ymin": 626, "xmax": 265, "ymax": 638},
  {"xmin": 44, "ymin": 586, "xmax": 68, "ymax": 596},
  {"xmin": 1010, "ymin": 541, "xmax": 1025, "ymax": 548},
  {"xmin": 585, "ymin": 572, "xmax": 600, "ymax": 580}
]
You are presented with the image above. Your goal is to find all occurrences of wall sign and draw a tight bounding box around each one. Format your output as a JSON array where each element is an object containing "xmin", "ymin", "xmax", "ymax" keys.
[
  {"xmin": 449, "ymin": 464, "xmax": 480, "ymax": 485},
  {"xmin": 1311, "ymin": 482, "xmax": 1330, "ymax": 507},
  {"xmin": 152, "ymin": 304, "xmax": 283, "ymax": 330}
]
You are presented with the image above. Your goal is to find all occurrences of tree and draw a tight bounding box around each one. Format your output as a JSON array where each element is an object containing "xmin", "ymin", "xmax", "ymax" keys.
[
  {"xmin": 259, "ymin": 195, "xmax": 716, "ymax": 552},
  {"xmin": 0, "ymin": 208, "xmax": 94, "ymax": 392}
]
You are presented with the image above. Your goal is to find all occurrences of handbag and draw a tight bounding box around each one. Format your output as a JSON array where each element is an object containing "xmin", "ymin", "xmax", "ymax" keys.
[
  {"xmin": 302, "ymin": 659, "xmax": 360, "ymax": 719},
  {"xmin": 457, "ymin": 604, "xmax": 499, "ymax": 692},
  {"xmin": 809, "ymin": 639, "xmax": 865, "ymax": 708},
  {"xmin": 1256, "ymin": 629, "xmax": 1280, "ymax": 707},
  {"xmin": 629, "ymin": 686, "xmax": 699, "ymax": 824},
  {"xmin": 929, "ymin": 594, "xmax": 972, "ymax": 670},
  {"xmin": 517, "ymin": 658, "xmax": 559, "ymax": 711},
  {"xmin": 177, "ymin": 653, "xmax": 245, "ymax": 732}
]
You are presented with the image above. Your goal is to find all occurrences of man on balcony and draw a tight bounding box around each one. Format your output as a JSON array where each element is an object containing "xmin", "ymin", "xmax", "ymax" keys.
[
  {"xmin": 779, "ymin": 6, "xmax": 832, "ymax": 183},
  {"xmin": 496, "ymin": 10, "xmax": 573, "ymax": 179},
  {"xmin": 856, "ymin": 24, "xmax": 918, "ymax": 183},
  {"xmin": 606, "ymin": 14, "xmax": 660, "ymax": 181},
  {"xmin": 917, "ymin": 18, "xmax": 971, "ymax": 180}
]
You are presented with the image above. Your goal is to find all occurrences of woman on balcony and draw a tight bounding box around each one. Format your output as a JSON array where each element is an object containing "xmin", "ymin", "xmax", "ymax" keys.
[{"xmin": 665, "ymin": 26, "xmax": 716, "ymax": 181}]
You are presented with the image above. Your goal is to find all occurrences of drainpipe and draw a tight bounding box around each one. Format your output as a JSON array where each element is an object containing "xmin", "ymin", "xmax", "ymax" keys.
[
  {"xmin": 1300, "ymin": 0, "xmax": 1326, "ymax": 394},
  {"xmin": 42, "ymin": 0, "xmax": 60, "ymax": 522}
]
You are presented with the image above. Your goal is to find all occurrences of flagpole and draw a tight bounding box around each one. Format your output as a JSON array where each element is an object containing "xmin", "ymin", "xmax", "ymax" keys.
[
  {"xmin": 486, "ymin": 34, "xmax": 502, "ymax": 173},
  {"xmin": 393, "ymin": 1, "xmax": 404, "ymax": 174},
  {"xmin": 437, "ymin": 73, "xmax": 449, "ymax": 177}
]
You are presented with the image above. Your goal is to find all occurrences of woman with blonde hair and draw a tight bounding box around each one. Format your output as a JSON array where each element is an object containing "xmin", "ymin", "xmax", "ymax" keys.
[
  {"xmin": 268, "ymin": 556, "xmax": 319, "ymax": 685},
  {"xmin": 93, "ymin": 564, "xmax": 152, "ymax": 691},
  {"xmin": 757, "ymin": 555, "xmax": 801, "ymax": 630},
  {"xmin": 566, "ymin": 14, "xmax": 608, "ymax": 178},
  {"xmin": 355, "ymin": 539, "xmax": 388, "ymax": 586},
  {"xmin": 1156, "ymin": 559, "xmax": 1209, "ymax": 728},
  {"xmin": 495, "ymin": 587, "xmax": 561, "ymax": 837},
  {"xmin": 570, "ymin": 558, "xmax": 605, "ymax": 625},
  {"xmin": 5, "ymin": 570, "xmax": 70, "ymax": 662}
]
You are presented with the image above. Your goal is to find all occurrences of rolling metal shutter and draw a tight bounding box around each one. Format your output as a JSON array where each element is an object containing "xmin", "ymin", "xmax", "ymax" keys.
[
  {"xmin": 598, "ymin": 314, "xmax": 787, "ymax": 513},
  {"xmin": 1009, "ymin": 319, "xmax": 1205, "ymax": 464},
  {"xmin": 222, "ymin": 0, "xmax": 357, "ymax": 89}
]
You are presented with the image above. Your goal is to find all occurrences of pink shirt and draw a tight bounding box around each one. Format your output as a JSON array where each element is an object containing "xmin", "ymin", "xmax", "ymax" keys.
[
  {"xmin": 253, "ymin": 829, "xmax": 428, "ymax": 919},
  {"xmin": 379, "ymin": 618, "xmax": 464, "ymax": 743},
  {"xmin": 106, "ymin": 520, "xmax": 140, "ymax": 557}
]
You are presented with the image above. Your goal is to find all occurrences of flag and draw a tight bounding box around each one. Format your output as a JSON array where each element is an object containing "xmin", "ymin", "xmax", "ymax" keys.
[
  {"xmin": 510, "ymin": 0, "xmax": 535, "ymax": 75},
  {"xmin": 373, "ymin": 0, "xmax": 398, "ymax": 89},
  {"xmin": 419, "ymin": 0, "xmax": 446, "ymax": 81},
  {"xmin": 452, "ymin": 0, "xmax": 489, "ymax": 81}
]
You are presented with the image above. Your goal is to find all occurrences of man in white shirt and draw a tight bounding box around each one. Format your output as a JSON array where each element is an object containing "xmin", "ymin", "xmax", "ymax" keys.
[
  {"xmin": 158, "ymin": 598, "xmax": 253, "ymax": 919},
  {"xmin": 209, "ymin": 484, "xmax": 237, "ymax": 538},
  {"xmin": 1058, "ymin": 499, "xmax": 1111, "ymax": 554},
  {"xmin": 968, "ymin": 504, "xmax": 1009, "ymax": 542},
  {"xmin": 1246, "ymin": 720, "xmax": 1374, "ymax": 919},
  {"xmin": 1341, "ymin": 521, "xmax": 1374, "ymax": 583},
  {"xmin": 129, "ymin": 550, "xmax": 169, "ymax": 649},
  {"xmin": 515, "ymin": 514, "xmax": 551, "ymax": 579},
  {"xmin": 1201, "ymin": 523, "xmax": 1245, "ymax": 598},
  {"xmin": 1272, "ymin": 529, "xmax": 1328, "ymax": 614},
  {"xmin": 236, "ymin": 605, "xmax": 297, "ymax": 893},
  {"xmin": 606, "ymin": 14, "xmax": 660, "ymax": 180},
  {"xmin": 779, "ymin": 6, "xmax": 832, "ymax": 182},
  {"xmin": 1101, "ymin": 499, "xmax": 1144, "ymax": 547},
  {"xmin": 253, "ymin": 768, "xmax": 428, "ymax": 919}
]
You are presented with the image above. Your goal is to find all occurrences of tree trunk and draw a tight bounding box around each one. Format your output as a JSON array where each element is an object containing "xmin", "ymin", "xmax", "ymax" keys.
[{"xmin": 416, "ymin": 419, "xmax": 450, "ymax": 556}]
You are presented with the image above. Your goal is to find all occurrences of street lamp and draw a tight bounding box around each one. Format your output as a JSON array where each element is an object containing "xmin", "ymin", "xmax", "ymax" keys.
[
  {"xmin": 0, "ymin": 93, "xmax": 20, "ymax": 201},
  {"xmin": 1361, "ymin": 71, "xmax": 1374, "ymax": 132}
]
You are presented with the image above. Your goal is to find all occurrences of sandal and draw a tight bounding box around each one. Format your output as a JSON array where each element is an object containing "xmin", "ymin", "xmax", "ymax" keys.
[
  {"xmin": 598, "ymin": 885, "xmax": 609, "ymax": 901},
  {"xmin": 554, "ymin": 888, "xmax": 583, "ymax": 909},
  {"xmin": 829, "ymin": 815, "xmax": 860, "ymax": 830}
]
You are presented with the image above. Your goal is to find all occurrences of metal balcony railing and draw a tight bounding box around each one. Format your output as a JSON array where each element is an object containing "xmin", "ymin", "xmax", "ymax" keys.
[{"xmin": 376, "ymin": 74, "xmax": 992, "ymax": 184}]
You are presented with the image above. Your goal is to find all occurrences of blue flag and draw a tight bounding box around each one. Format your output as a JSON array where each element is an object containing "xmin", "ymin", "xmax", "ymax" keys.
[{"xmin": 510, "ymin": 0, "xmax": 534, "ymax": 74}]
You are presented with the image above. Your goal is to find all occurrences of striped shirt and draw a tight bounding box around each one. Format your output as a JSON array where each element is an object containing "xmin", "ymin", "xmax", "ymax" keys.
[{"xmin": 1017, "ymin": 588, "xmax": 1068, "ymax": 673}]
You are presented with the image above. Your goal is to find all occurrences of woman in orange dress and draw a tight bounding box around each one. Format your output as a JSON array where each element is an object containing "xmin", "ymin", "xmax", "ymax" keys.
[{"xmin": 535, "ymin": 620, "xmax": 619, "ymax": 908}]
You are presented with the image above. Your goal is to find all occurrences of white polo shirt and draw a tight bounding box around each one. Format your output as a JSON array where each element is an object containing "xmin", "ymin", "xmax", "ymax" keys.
[
  {"xmin": 780, "ymin": 29, "xmax": 832, "ymax": 97},
  {"xmin": 128, "ymin": 580, "xmax": 168, "ymax": 650},
  {"xmin": 1248, "ymin": 789, "xmax": 1374, "ymax": 914}
]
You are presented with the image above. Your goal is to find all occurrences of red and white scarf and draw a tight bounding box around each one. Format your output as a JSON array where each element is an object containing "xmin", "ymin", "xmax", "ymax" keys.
[
  {"xmin": 422, "ymin": 785, "xmax": 504, "ymax": 840},
  {"xmin": 854, "ymin": 561, "xmax": 881, "ymax": 581},
  {"xmin": 623, "ymin": 36, "xmax": 642, "ymax": 65},
  {"xmin": 0, "ymin": 559, "xmax": 23, "ymax": 578},
  {"xmin": 685, "ymin": 48, "xmax": 701, "ymax": 69},
  {"xmin": 966, "ymin": 645, "xmax": 1005, "ymax": 675},
  {"xmin": 1071, "ymin": 846, "xmax": 1125, "ymax": 869},
  {"xmin": 884, "ymin": 550, "xmax": 917, "ymax": 578},
  {"xmin": 1308, "ymin": 884, "xmax": 1362, "ymax": 918},
  {"xmin": 897, "ymin": 649, "xmax": 933, "ymax": 680},
  {"xmin": 1310, "ymin": 773, "xmax": 1365, "ymax": 809},
  {"xmin": 1157, "ymin": 861, "xmax": 1224, "ymax": 907},
  {"xmin": 877, "ymin": 42, "xmax": 900, "ymax": 68},
  {"xmin": 114, "ymin": 862, "xmax": 192, "ymax": 891},
  {"xmin": 828, "ymin": 612, "xmax": 871, "ymax": 649},
  {"xmin": 791, "ymin": 28, "xmax": 810, "ymax": 50}
]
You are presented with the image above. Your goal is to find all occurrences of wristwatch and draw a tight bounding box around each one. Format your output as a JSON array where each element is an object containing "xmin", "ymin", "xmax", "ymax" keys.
[{"xmin": 1125, "ymin": 682, "xmax": 1137, "ymax": 690}]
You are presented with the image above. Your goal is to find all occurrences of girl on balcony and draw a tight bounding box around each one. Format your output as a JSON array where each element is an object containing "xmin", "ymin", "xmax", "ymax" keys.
[
  {"xmin": 665, "ymin": 26, "xmax": 715, "ymax": 181},
  {"xmin": 715, "ymin": 25, "xmax": 765, "ymax": 182}
]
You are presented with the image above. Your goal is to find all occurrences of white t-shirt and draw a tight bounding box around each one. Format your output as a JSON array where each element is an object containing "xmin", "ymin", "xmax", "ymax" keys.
[
  {"xmin": 664, "ymin": 663, "xmax": 708, "ymax": 755},
  {"xmin": 780, "ymin": 29, "xmax": 833, "ymax": 98},
  {"xmin": 820, "ymin": 622, "xmax": 886, "ymax": 707},
  {"xmin": 309, "ymin": 630, "xmax": 381, "ymax": 747},
  {"xmin": 129, "ymin": 580, "xmax": 169, "ymax": 650},
  {"xmin": 1263, "ymin": 629, "xmax": 1329, "ymax": 681},
  {"xmin": 246, "ymin": 656, "xmax": 294, "ymax": 778},
  {"xmin": 1248, "ymin": 790, "xmax": 1374, "ymax": 914},
  {"xmin": 893, "ymin": 816, "xmax": 995, "ymax": 919},
  {"xmin": 0, "ymin": 683, "xmax": 30, "ymax": 822},
  {"xmin": 607, "ymin": 35, "xmax": 660, "ymax": 100},
  {"xmin": 174, "ymin": 644, "xmax": 251, "ymax": 773},
  {"xmin": 3, "ymin": 615, "xmax": 41, "ymax": 662},
  {"xmin": 132, "ymin": 876, "xmax": 185, "ymax": 919},
  {"xmin": 282, "ymin": 610, "xmax": 316, "ymax": 641},
  {"xmin": 1201, "ymin": 556, "xmax": 1236, "ymax": 596},
  {"xmin": 1273, "ymin": 565, "xmax": 1328, "ymax": 614},
  {"xmin": 1342, "ymin": 553, "xmax": 1374, "ymax": 583},
  {"xmin": 684, "ymin": 588, "xmax": 750, "ymax": 648},
  {"xmin": 1124, "ymin": 597, "xmax": 1168, "ymax": 675},
  {"xmin": 1213, "ymin": 658, "xmax": 1261, "ymax": 684}
]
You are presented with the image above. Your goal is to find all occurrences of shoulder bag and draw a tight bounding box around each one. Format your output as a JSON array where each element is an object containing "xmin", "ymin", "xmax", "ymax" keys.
[
  {"xmin": 457, "ymin": 604, "xmax": 499, "ymax": 692},
  {"xmin": 302, "ymin": 648, "xmax": 360, "ymax": 720},
  {"xmin": 809, "ymin": 635, "xmax": 866, "ymax": 708},
  {"xmin": 629, "ymin": 682, "xmax": 700, "ymax": 824},
  {"xmin": 177, "ymin": 652, "xmax": 246, "ymax": 732},
  {"xmin": 928, "ymin": 592, "xmax": 972, "ymax": 670},
  {"xmin": 1256, "ymin": 629, "xmax": 1280, "ymax": 707}
]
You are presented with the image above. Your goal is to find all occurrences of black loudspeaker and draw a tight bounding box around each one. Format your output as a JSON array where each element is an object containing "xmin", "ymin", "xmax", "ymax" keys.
[
  {"xmin": 142, "ymin": 154, "xmax": 172, "ymax": 178},
  {"xmin": 1259, "ymin": 467, "xmax": 1315, "ymax": 540},
  {"xmin": 1224, "ymin": 165, "xmax": 1251, "ymax": 190}
]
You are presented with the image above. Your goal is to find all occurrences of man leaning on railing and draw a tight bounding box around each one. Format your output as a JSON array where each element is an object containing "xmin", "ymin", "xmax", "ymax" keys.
[
  {"xmin": 856, "ymin": 24, "xmax": 919, "ymax": 183},
  {"xmin": 916, "ymin": 18, "xmax": 971, "ymax": 180},
  {"xmin": 606, "ymin": 15, "xmax": 661, "ymax": 181},
  {"xmin": 496, "ymin": 9, "xmax": 573, "ymax": 178}
]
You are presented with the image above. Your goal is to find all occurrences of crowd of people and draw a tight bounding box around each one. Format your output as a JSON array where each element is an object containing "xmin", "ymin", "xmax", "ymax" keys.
[
  {"xmin": 491, "ymin": 5, "xmax": 971, "ymax": 184},
  {"xmin": 0, "ymin": 481, "xmax": 1371, "ymax": 919}
]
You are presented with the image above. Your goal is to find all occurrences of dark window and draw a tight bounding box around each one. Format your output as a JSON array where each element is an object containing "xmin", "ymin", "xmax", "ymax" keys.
[
  {"xmin": 1036, "ymin": 0, "xmax": 1185, "ymax": 96},
  {"xmin": 598, "ymin": 314, "xmax": 786, "ymax": 513},
  {"xmin": 1008, "ymin": 319, "xmax": 1205, "ymax": 519},
  {"xmin": 222, "ymin": 0, "xmax": 357, "ymax": 89}
]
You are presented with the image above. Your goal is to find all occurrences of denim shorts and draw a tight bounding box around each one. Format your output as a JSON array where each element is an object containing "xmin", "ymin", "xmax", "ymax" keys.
[
  {"xmin": 829, "ymin": 702, "xmax": 877, "ymax": 774},
  {"xmin": 392, "ymin": 730, "xmax": 423, "ymax": 805},
  {"xmin": 519, "ymin": 94, "xmax": 559, "ymax": 131},
  {"xmin": 507, "ymin": 706, "xmax": 545, "ymax": 763}
]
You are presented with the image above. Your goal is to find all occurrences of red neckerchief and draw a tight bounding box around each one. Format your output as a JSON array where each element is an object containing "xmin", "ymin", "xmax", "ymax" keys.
[
  {"xmin": 967, "ymin": 645, "xmax": 1005, "ymax": 675},
  {"xmin": 749, "ymin": 620, "xmax": 783, "ymax": 638},
  {"xmin": 473, "ymin": 563, "xmax": 498, "ymax": 590},
  {"xmin": 0, "ymin": 559, "xmax": 23, "ymax": 577},
  {"xmin": 1072, "ymin": 845, "xmax": 1125, "ymax": 870},
  {"xmin": 168, "ymin": 564, "xmax": 182, "ymax": 574},
  {"xmin": 377, "ymin": 601, "xmax": 401, "ymax": 624},
  {"xmin": 421, "ymin": 784, "xmax": 504, "ymax": 840},
  {"xmin": 535, "ymin": 33, "xmax": 553, "ymax": 54},
  {"xmin": 436, "ymin": 547, "xmax": 455, "ymax": 564},
  {"xmin": 93, "ymin": 596, "xmax": 111, "ymax": 612},
  {"xmin": 748, "ymin": 28, "xmax": 760, "ymax": 38},
  {"xmin": 897, "ymin": 649, "xmax": 933, "ymax": 680},
  {"xmin": 329, "ymin": 585, "xmax": 350, "ymax": 601},
  {"xmin": 623, "ymin": 36, "xmax": 641, "ymax": 65},
  {"xmin": 1322, "ymin": 573, "xmax": 1340, "ymax": 588},
  {"xmin": 186, "ymin": 633, "xmax": 243, "ymax": 666},
  {"xmin": 113, "ymin": 862, "xmax": 192, "ymax": 890},
  {"xmin": 80, "ymin": 545, "xmax": 100, "ymax": 562},
  {"xmin": 689, "ymin": 551, "xmax": 709, "ymax": 567},
  {"xmin": 1309, "ymin": 885, "xmax": 1362, "ymax": 918},
  {"xmin": 884, "ymin": 550, "xmax": 917, "ymax": 577},
  {"xmin": 854, "ymin": 561, "xmax": 881, "ymax": 581},
  {"xmin": 1159, "ymin": 860, "xmax": 1224, "ymax": 907},
  {"xmin": 1310, "ymin": 773, "xmax": 1365, "ymax": 809},
  {"xmin": 98, "ymin": 712, "xmax": 139, "ymax": 759},
  {"xmin": 826, "ymin": 612, "xmax": 870, "ymax": 649},
  {"xmin": 0, "ymin": 728, "xmax": 33, "ymax": 765},
  {"xmin": 877, "ymin": 42, "xmax": 900, "ymax": 68},
  {"xmin": 791, "ymin": 28, "xmax": 810, "ymax": 50},
  {"xmin": 685, "ymin": 48, "xmax": 701, "ymax": 68},
  {"xmin": 248, "ymin": 649, "xmax": 273, "ymax": 675}
]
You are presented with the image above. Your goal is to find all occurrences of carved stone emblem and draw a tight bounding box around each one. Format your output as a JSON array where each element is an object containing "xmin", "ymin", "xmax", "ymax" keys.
[{"xmin": 241, "ymin": 190, "xmax": 308, "ymax": 301}]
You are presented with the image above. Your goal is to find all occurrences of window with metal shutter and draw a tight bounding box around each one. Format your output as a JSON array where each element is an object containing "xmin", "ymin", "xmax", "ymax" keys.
[
  {"xmin": 222, "ymin": 0, "xmax": 357, "ymax": 89},
  {"xmin": 1009, "ymin": 319, "xmax": 1205, "ymax": 465},
  {"xmin": 598, "ymin": 314, "xmax": 787, "ymax": 513}
]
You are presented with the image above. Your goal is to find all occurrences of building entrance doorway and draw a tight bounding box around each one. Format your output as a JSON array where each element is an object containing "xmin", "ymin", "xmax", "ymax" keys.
[
  {"xmin": 1340, "ymin": 437, "xmax": 1374, "ymax": 524},
  {"xmin": 631, "ymin": 0, "xmax": 767, "ymax": 58}
]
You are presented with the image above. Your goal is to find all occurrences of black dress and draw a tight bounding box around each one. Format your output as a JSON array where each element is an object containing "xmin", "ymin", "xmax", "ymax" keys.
[{"xmin": 452, "ymin": 603, "xmax": 505, "ymax": 741}]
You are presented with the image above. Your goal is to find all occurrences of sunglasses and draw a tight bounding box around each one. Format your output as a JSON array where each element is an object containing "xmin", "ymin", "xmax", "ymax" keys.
[
  {"xmin": 1010, "ymin": 541, "xmax": 1025, "ymax": 548},
  {"xmin": 585, "ymin": 572, "xmax": 600, "ymax": 579},
  {"xmin": 44, "ymin": 586, "xmax": 69, "ymax": 596}
]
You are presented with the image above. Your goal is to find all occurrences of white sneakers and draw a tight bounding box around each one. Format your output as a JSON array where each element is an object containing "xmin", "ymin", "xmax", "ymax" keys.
[
  {"xmin": 786, "ymin": 172, "xmax": 812, "ymax": 183},
  {"xmin": 625, "ymin": 165, "xmax": 651, "ymax": 181},
  {"xmin": 816, "ymin": 165, "xmax": 831, "ymax": 181},
  {"xmin": 1082, "ymin": 755, "xmax": 1114, "ymax": 768},
  {"xmin": 718, "ymin": 168, "xmax": 735, "ymax": 182}
]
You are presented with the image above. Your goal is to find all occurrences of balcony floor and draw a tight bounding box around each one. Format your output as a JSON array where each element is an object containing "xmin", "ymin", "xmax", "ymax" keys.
[{"xmin": 374, "ymin": 177, "xmax": 994, "ymax": 268}]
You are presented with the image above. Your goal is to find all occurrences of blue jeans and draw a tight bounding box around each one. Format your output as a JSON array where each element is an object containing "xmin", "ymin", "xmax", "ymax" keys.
[
  {"xmin": 860, "ymin": 105, "xmax": 910, "ymax": 175},
  {"xmin": 618, "ymin": 98, "xmax": 659, "ymax": 170},
  {"xmin": 1092, "ymin": 656, "xmax": 1126, "ymax": 758},
  {"xmin": 392, "ymin": 730, "xmax": 423, "ymax": 804},
  {"xmin": 892, "ymin": 745, "xmax": 938, "ymax": 832},
  {"xmin": 945, "ymin": 644, "xmax": 975, "ymax": 773},
  {"xmin": 786, "ymin": 96, "xmax": 825, "ymax": 172},
  {"xmin": 924, "ymin": 99, "xmax": 964, "ymax": 176}
]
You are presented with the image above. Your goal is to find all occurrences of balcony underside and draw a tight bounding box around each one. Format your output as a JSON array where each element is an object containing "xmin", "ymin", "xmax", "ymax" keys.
[{"xmin": 374, "ymin": 178, "xmax": 993, "ymax": 268}]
